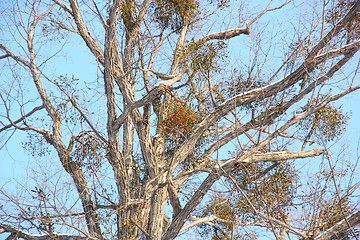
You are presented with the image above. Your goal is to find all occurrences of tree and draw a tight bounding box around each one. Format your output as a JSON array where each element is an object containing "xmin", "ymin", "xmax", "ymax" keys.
[{"xmin": 1, "ymin": 0, "xmax": 360, "ymax": 239}]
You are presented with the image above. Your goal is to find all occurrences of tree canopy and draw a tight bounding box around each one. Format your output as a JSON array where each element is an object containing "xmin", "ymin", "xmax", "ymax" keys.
[{"xmin": 1, "ymin": 0, "xmax": 360, "ymax": 239}]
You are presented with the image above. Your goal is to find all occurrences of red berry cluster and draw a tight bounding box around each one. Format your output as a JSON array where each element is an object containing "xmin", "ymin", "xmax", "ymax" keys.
[{"xmin": 158, "ymin": 99, "xmax": 197, "ymax": 143}]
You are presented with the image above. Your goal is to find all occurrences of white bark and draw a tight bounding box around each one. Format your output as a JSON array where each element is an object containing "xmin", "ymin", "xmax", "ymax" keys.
[
  {"xmin": 1, "ymin": 1, "xmax": 360, "ymax": 240},
  {"xmin": 314, "ymin": 210, "xmax": 360, "ymax": 240}
]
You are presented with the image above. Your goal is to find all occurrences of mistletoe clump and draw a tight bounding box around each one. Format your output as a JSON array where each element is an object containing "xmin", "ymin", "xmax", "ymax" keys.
[{"xmin": 159, "ymin": 97, "xmax": 200, "ymax": 145}]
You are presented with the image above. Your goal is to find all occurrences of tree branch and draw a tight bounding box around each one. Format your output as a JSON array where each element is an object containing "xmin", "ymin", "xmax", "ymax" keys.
[
  {"xmin": 235, "ymin": 149, "xmax": 325, "ymax": 164},
  {"xmin": 68, "ymin": 0, "xmax": 104, "ymax": 64},
  {"xmin": 0, "ymin": 44, "xmax": 31, "ymax": 68},
  {"xmin": 168, "ymin": 26, "xmax": 360, "ymax": 176},
  {"xmin": 199, "ymin": 26, "xmax": 250, "ymax": 42},
  {"xmin": 180, "ymin": 216, "xmax": 262, "ymax": 233},
  {"xmin": 0, "ymin": 105, "xmax": 44, "ymax": 132},
  {"xmin": 314, "ymin": 210, "xmax": 360, "ymax": 240},
  {"xmin": 164, "ymin": 87, "xmax": 360, "ymax": 239},
  {"xmin": 307, "ymin": 0, "xmax": 360, "ymax": 59},
  {"xmin": 0, "ymin": 223, "xmax": 89, "ymax": 240},
  {"xmin": 112, "ymin": 72, "xmax": 184, "ymax": 132}
]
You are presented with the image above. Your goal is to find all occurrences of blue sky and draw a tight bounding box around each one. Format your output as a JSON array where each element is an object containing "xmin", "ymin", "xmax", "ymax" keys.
[{"xmin": 1, "ymin": 0, "xmax": 360, "ymax": 239}]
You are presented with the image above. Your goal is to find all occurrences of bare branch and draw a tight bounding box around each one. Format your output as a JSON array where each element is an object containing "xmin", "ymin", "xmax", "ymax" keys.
[
  {"xmin": 163, "ymin": 82, "xmax": 360, "ymax": 239},
  {"xmin": 0, "ymin": 54, "xmax": 10, "ymax": 59},
  {"xmin": 169, "ymin": 20, "xmax": 360, "ymax": 176},
  {"xmin": 0, "ymin": 223, "xmax": 89, "ymax": 240},
  {"xmin": 0, "ymin": 105, "xmax": 44, "ymax": 132},
  {"xmin": 180, "ymin": 216, "xmax": 262, "ymax": 233},
  {"xmin": 168, "ymin": 181, "xmax": 182, "ymax": 218},
  {"xmin": 314, "ymin": 210, "xmax": 360, "ymax": 240},
  {"xmin": 235, "ymin": 149, "xmax": 325, "ymax": 164},
  {"xmin": 307, "ymin": 0, "xmax": 360, "ymax": 59},
  {"xmin": 199, "ymin": 26, "xmax": 250, "ymax": 42},
  {"xmin": 68, "ymin": 0, "xmax": 104, "ymax": 64},
  {"xmin": 53, "ymin": 0, "xmax": 73, "ymax": 15},
  {"xmin": 0, "ymin": 44, "xmax": 30, "ymax": 68},
  {"xmin": 130, "ymin": 218, "xmax": 151, "ymax": 239},
  {"xmin": 112, "ymin": 72, "xmax": 184, "ymax": 132}
]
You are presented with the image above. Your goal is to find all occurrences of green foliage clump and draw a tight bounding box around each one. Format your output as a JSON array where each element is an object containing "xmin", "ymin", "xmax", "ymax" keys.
[
  {"xmin": 231, "ymin": 162, "xmax": 298, "ymax": 222},
  {"xmin": 181, "ymin": 39, "xmax": 227, "ymax": 74},
  {"xmin": 223, "ymin": 69, "xmax": 266, "ymax": 109},
  {"xmin": 317, "ymin": 196, "xmax": 355, "ymax": 239},
  {"xmin": 326, "ymin": 0, "xmax": 360, "ymax": 43},
  {"xmin": 52, "ymin": 75, "xmax": 84, "ymax": 125},
  {"xmin": 180, "ymin": 39, "xmax": 228, "ymax": 111},
  {"xmin": 198, "ymin": 161, "xmax": 299, "ymax": 239},
  {"xmin": 41, "ymin": 9, "xmax": 69, "ymax": 40},
  {"xmin": 299, "ymin": 95, "xmax": 349, "ymax": 143},
  {"xmin": 121, "ymin": 0, "xmax": 136, "ymax": 30},
  {"xmin": 227, "ymin": 70, "xmax": 265, "ymax": 94},
  {"xmin": 151, "ymin": 0, "xmax": 199, "ymax": 32}
]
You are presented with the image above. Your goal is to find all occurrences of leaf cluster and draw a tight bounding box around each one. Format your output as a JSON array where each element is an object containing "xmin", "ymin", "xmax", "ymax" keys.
[
  {"xmin": 41, "ymin": 7, "xmax": 72, "ymax": 40},
  {"xmin": 150, "ymin": 0, "xmax": 199, "ymax": 32},
  {"xmin": 320, "ymin": 196, "xmax": 354, "ymax": 239},
  {"xmin": 181, "ymin": 39, "xmax": 227, "ymax": 74},
  {"xmin": 198, "ymin": 161, "xmax": 299, "ymax": 239},
  {"xmin": 52, "ymin": 75, "xmax": 85, "ymax": 125},
  {"xmin": 223, "ymin": 69, "xmax": 266, "ymax": 109},
  {"xmin": 299, "ymin": 95, "xmax": 349, "ymax": 143},
  {"xmin": 326, "ymin": 0, "xmax": 360, "ymax": 43},
  {"xmin": 22, "ymin": 132, "xmax": 51, "ymax": 157},
  {"xmin": 158, "ymin": 94, "xmax": 208, "ymax": 169}
]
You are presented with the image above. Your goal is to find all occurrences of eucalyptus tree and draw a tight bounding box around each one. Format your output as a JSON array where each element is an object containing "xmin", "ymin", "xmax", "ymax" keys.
[{"xmin": 1, "ymin": 0, "xmax": 360, "ymax": 239}]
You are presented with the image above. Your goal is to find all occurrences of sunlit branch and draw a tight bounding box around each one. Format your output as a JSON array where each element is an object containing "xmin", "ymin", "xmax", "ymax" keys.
[
  {"xmin": 307, "ymin": 1, "xmax": 360, "ymax": 59},
  {"xmin": 0, "ymin": 105, "xmax": 44, "ymax": 132},
  {"xmin": 199, "ymin": 26, "xmax": 250, "ymax": 42},
  {"xmin": 252, "ymin": 84, "xmax": 360, "ymax": 155},
  {"xmin": 164, "ymin": 83, "xmax": 360, "ymax": 239},
  {"xmin": 314, "ymin": 210, "xmax": 360, "ymax": 240},
  {"xmin": 53, "ymin": 0, "xmax": 73, "ymax": 15},
  {"xmin": 0, "ymin": 44, "xmax": 31, "ymax": 68},
  {"xmin": 68, "ymin": 0, "xmax": 105, "ymax": 64},
  {"xmin": 314, "ymin": 40, "xmax": 360, "ymax": 63},
  {"xmin": 112, "ymin": 72, "xmax": 184, "ymax": 132},
  {"xmin": 170, "ymin": 35, "xmax": 360, "ymax": 176},
  {"xmin": 237, "ymin": 149, "xmax": 324, "ymax": 164},
  {"xmin": 180, "ymin": 216, "xmax": 263, "ymax": 233},
  {"xmin": 259, "ymin": 128, "xmax": 316, "ymax": 143},
  {"xmin": 0, "ymin": 223, "xmax": 90, "ymax": 240}
]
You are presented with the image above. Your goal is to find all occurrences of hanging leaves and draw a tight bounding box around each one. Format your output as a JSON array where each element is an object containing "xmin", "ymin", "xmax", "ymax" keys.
[{"xmin": 71, "ymin": 131, "xmax": 106, "ymax": 171}]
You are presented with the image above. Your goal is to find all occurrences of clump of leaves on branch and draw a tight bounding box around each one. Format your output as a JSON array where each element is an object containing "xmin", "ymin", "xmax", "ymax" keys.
[
  {"xmin": 1, "ymin": 0, "xmax": 360, "ymax": 240},
  {"xmin": 326, "ymin": 0, "xmax": 360, "ymax": 42},
  {"xmin": 198, "ymin": 161, "xmax": 298, "ymax": 239},
  {"xmin": 298, "ymin": 94, "xmax": 349, "ymax": 143}
]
